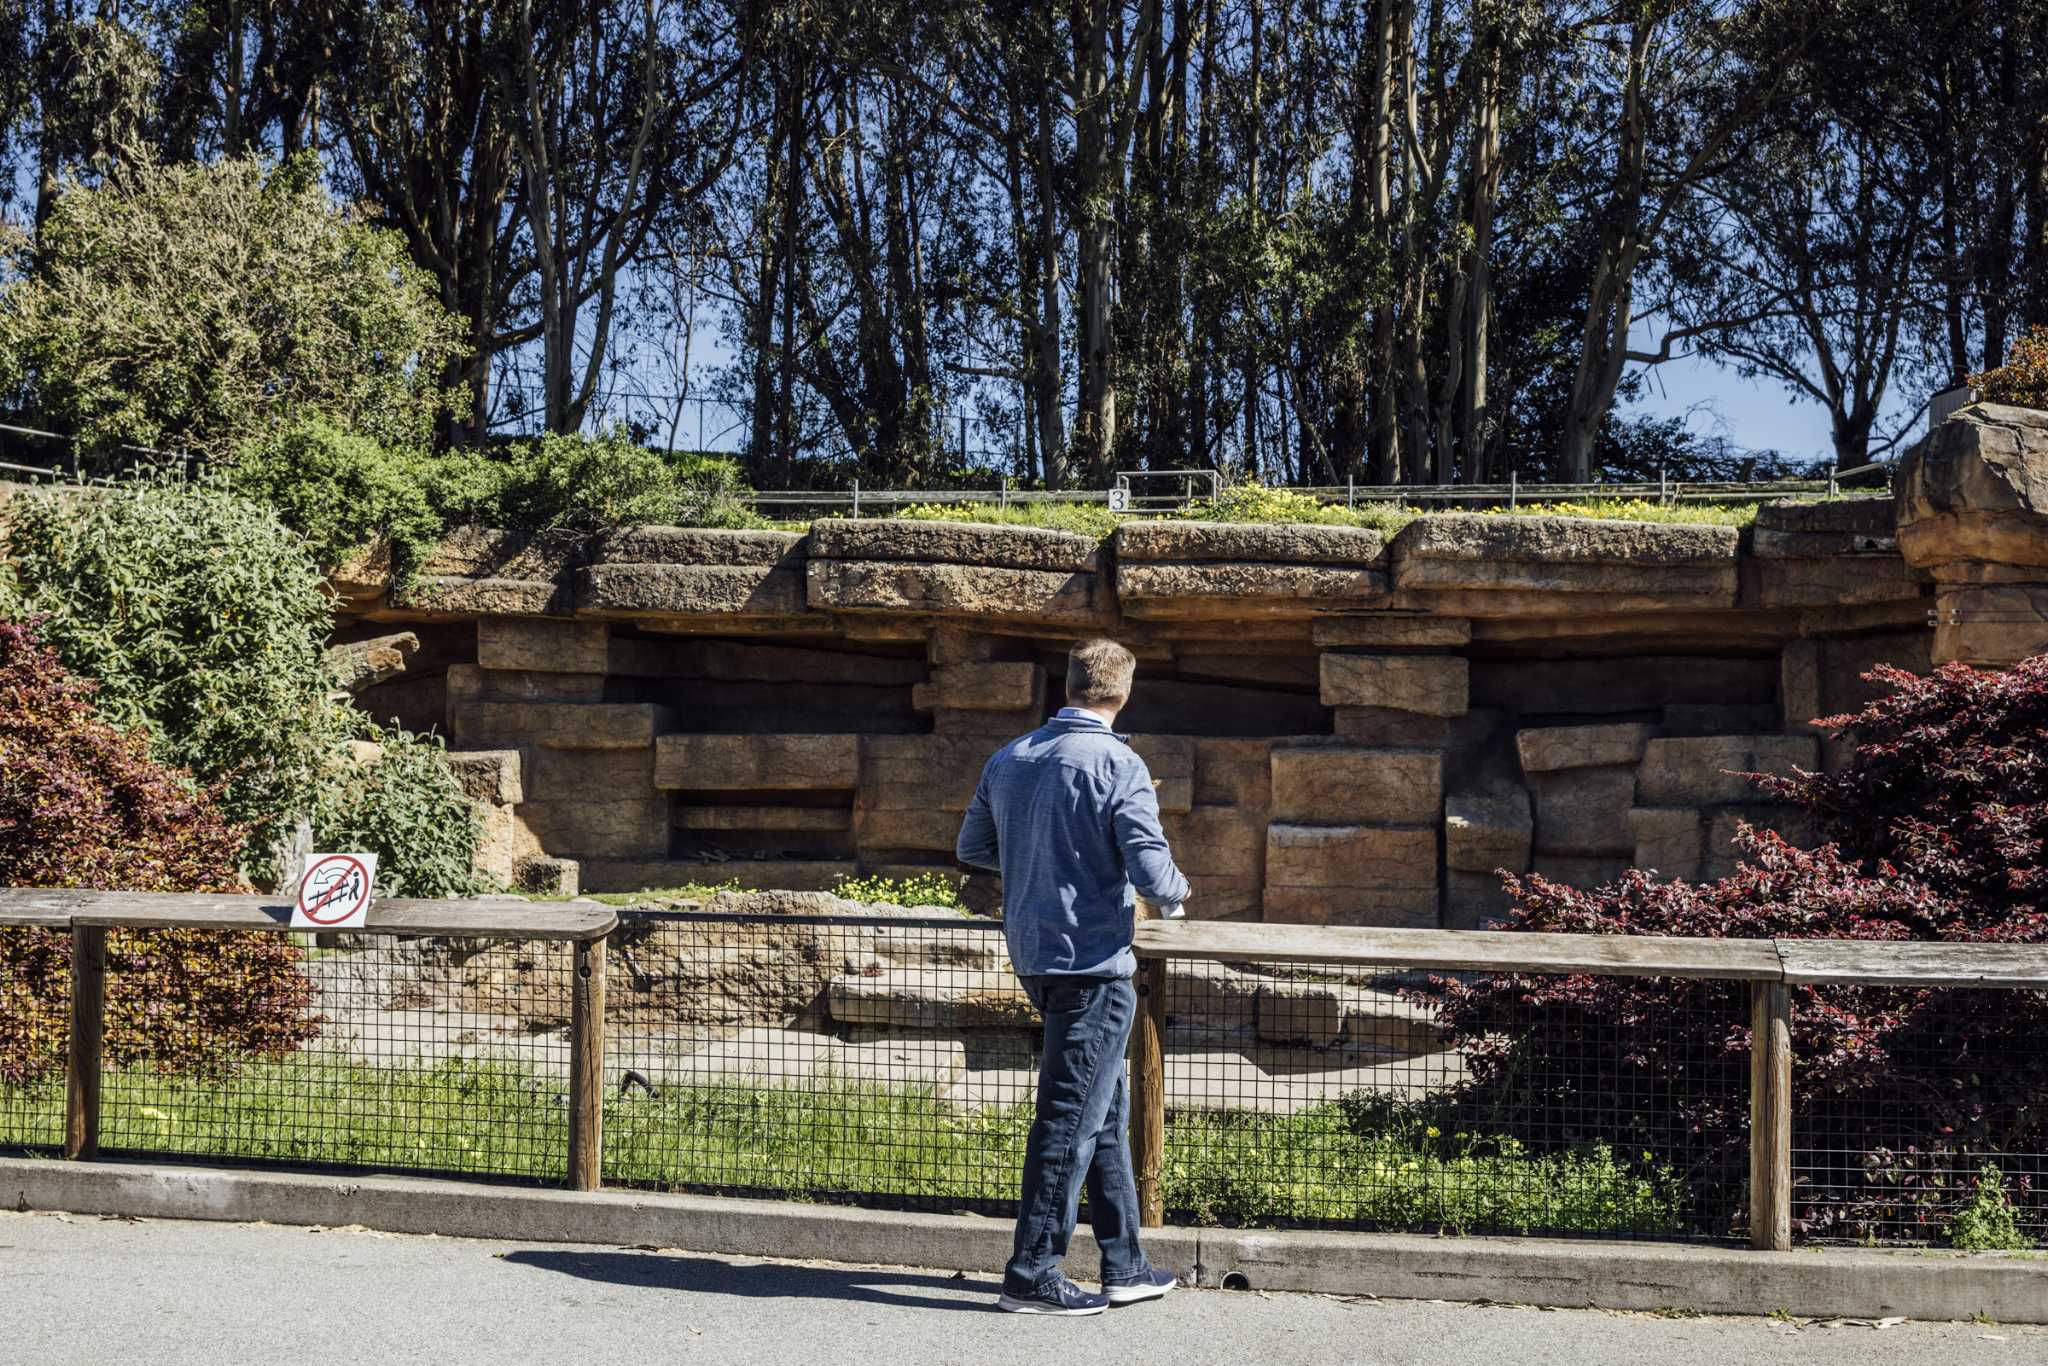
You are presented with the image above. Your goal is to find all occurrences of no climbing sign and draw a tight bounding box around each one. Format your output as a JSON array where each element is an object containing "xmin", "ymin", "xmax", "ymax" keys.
[{"xmin": 292, "ymin": 852, "xmax": 379, "ymax": 930}]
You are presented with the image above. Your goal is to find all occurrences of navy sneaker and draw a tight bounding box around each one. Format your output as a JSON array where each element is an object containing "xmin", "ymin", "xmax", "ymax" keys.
[
  {"xmin": 1104, "ymin": 1267, "xmax": 1177, "ymax": 1306},
  {"xmin": 997, "ymin": 1276, "xmax": 1111, "ymax": 1316}
]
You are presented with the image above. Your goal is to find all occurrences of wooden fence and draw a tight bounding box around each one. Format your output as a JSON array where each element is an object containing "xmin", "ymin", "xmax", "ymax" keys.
[{"xmin": 6, "ymin": 887, "xmax": 2046, "ymax": 1251}]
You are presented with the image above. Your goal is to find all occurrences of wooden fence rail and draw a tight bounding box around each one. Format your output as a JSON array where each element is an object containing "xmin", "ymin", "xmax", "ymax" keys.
[
  {"xmin": 0, "ymin": 890, "xmax": 617, "ymax": 1193},
  {"xmin": 1128, "ymin": 920, "xmax": 2048, "ymax": 1250},
  {"xmin": 8, "ymin": 890, "xmax": 2048, "ymax": 1249}
]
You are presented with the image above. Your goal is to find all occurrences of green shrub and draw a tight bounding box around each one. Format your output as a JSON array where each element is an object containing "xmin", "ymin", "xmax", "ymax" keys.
[
  {"xmin": 1184, "ymin": 481, "xmax": 1417, "ymax": 534},
  {"xmin": 231, "ymin": 419, "xmax": 443, "ymax": 579},
  {"xmin": 224, "ymin": 428, "xmax": 770, "ymax": 581},
  {"xmin": 309, "ymin": 728, "xmax": 483, "ymax": 898},
  {"xmin": 0, "ymin": 477, "xmax": 337, "ymax": 861},
  {"xmin": 0, "ymin": 154, "xmax": 465, "ymax": 462},
  {"xmin": 1948, "ymin": 1166, "xmax": 2031, "ymax": 1251},
  {"xmin": 831, "ymin": 871, "xmax": 965, "ymax": 910},
  {"xmin": 0, "ymin": 619, "xmax": 317, "ymax": 1086},
  {"xmin": 493, "ymin": 431, "xmax": 765, "ymax": 534}
]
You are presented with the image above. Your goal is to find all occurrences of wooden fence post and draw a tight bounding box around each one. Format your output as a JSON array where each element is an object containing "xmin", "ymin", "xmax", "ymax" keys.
[
  {"xmin": 1129, "ymin": 954, "xmax": 1168, "ymax": 1227},
  {"xmin": 568, "ymin": 935, "xmax": 606, "ymax": 1192},
  {"xmin": 65, "ymin": 926, "xmax": 106, "ymax": 1161},
  {"xmin": 1749, "ymin": 980, "xmax": 1793, "ymax": 1251}
]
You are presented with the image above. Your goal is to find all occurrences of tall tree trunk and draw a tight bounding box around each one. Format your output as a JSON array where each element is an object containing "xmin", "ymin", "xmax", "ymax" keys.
[
  {"xmin": 1366, "ymin": 0, "xmax": 1397, "ymax": 483},
  {"xmin": 1187, "ymin": 0, "xmax": 1218, "ymax": 470},
  {"xmin": 1072, "ymin": 0, "xmax": 1114, "ymax": 483},
  {"xmin": 1033, "ymin": 81, "xmax": 1068, "ymax": 488},
  {"xmin": 776, "ymin": 47, "xmax": 804, "ymax": 482},
  {"xmin": 1561, "ymin": 16, "xmax": 1653, "ymax": 483},
  {"xmin": 1459, "ymin": 52, "xmax": 1500, "ymax": 483}
]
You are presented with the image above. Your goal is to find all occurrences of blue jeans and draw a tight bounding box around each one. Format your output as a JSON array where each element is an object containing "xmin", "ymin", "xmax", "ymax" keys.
[{"xmin": 1004, "ymin": 973, "xmax": 1150, "ymax": 1295}]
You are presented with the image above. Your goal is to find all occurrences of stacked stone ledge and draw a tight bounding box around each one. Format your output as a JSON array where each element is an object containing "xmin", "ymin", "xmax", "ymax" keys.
[
  {"xmin": 806, "ymin": 519, "xmax": 1115, "ymax": 629},
  {"xmin": 318, "ymin": 493, "xmax": 1977, "ymax": 920},
  {"xmin": 1254, "ymin": 656, "xmax": 1456, "ymax": 928},
  {"xmin": 1515, "ymin": 722, "xmax": 1655, "ymax": 892},
  {"xmin": 1114, "ymin": 520, "xmax": 1390, "ymax": 621},
  {"xmin": 1627, "ymin": 735, "xmax": 1819, "ymax": 881}
]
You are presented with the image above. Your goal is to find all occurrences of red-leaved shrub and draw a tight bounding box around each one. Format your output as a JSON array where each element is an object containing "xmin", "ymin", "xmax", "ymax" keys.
[
  {"xmin": 0, "ymin": 620, "xmax": 318, "ymax": 1086},
  {"xmin": 1439, "ymin": 656, "xmax": 2048, "ymax": 1242},
  {"xmin": 1763, "ymin": 658, "xmax": 2048, "ymax": 927}
]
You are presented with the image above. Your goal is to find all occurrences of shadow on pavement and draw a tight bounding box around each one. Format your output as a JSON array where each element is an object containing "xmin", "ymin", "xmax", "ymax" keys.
[{"xmin": 503, "ymin": 1249, "xmax": 1002, "ymax": 1313}]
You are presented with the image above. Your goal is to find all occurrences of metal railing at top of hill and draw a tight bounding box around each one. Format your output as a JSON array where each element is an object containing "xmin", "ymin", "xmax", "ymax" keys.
[
  {"xmin": 0, "ymin": 418, "xmax": 1885, "ymax": 514},
  {"xmin": 741, "ymin": 474, "xmax": 1868, "ymax": 518},
  {"xmin": 7, "ymin": 888, "xmax": 2047, "ymax": 1249},
  {"xmin": 739, "ymin": 461, "xmax": 1892, "ymax": 516}
]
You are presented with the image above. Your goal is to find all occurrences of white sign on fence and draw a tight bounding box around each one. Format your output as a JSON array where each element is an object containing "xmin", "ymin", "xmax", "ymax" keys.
[{"xmin": 292, "ymin": 852, "xmax": 378, "ymax": 930}]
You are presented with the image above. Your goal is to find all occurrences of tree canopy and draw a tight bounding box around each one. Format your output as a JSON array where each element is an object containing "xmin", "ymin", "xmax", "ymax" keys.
[{"xmin": 0, "ymin": 0, "xmax": 2042, "ymax": 488}]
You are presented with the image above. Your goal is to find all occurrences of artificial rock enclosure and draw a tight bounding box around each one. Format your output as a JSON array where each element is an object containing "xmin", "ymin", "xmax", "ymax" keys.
[{"xmin": 331, "ymin": 404, "xmax": 2048, "ymax": 925}]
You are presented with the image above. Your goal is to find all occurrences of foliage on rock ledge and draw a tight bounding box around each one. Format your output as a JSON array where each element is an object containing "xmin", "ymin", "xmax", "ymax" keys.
[
  {"xmin": 1968, "ymin": 326, "xmax": 2048, "ymax": 411},
  {"xmin": 308, "ymin": 728, "xmax": 483, "ymax": 900},
  {"xmin": 0, "ymin": 621, "xmax": 318, "ymax": 1086},
  {"xmin": 236, "ymin": 421, "xmax": 772, "ymax": 584}
]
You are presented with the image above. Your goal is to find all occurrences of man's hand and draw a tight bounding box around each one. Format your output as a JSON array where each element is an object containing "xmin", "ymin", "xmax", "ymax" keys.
[{"xmin": 1156, "ymin": 900, "xmax": 1186, "ymax": 920}]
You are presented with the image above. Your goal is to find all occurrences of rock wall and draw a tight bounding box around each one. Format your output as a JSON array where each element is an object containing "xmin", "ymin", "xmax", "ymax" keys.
[{"xmin": 326, "ymin": 408, "xmax": 2048, "ymax": 924}]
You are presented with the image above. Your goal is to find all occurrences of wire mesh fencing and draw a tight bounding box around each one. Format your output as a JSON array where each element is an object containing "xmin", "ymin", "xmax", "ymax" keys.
[
  {"xmin": 600, "ymin": 911, "xmax": 1034, "ymax": 1213},
  {"xmin": 92, "ymin": 929, "xmax": 575, "ymax": 1181},
  {"xmin": 0, "ymin": 925, "xmax": 67, "ymax": 1151},
  {"xmin": 1792, "ymin": 984, "xmax": 2048, "ymax": 1247},
  {"xmin": 1155, "ymin": 961, "xmax": 1749, "ymax": 1241},
  {"xmin": 19, "ymin": 906, "xmax": 2048, "ymax": 1253}
]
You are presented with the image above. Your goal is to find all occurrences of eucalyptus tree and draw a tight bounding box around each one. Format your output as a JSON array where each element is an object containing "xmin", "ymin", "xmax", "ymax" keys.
[
  {"xmin": 498, "ymin": 0, "xmax": 749, "ymax": 434},
  {"xmin": 1554, "ymin": 0, "xmax": 1814, "ymax": 481}
]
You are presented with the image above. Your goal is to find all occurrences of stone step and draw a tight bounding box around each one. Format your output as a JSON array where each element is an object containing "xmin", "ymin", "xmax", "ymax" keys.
[
  {"xmin": 1168, "ymin": 959, "xmax": 1442, "ymax": 1052},
  {"xmin": 826, "ymin": 969, "xmax": 1039, "ymax": 1030},
  {"xmin": 820, "ymin": 961, "xmax": 1442, "ymax": 1055},
  {"xmin": 641, "ymin": 1026, "xmax": 967, "ymax": 1093}
]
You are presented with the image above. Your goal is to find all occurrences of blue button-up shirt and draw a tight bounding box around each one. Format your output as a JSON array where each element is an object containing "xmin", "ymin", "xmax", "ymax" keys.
[{"xmin": 955, "ymin": 707, "xmax": 1191, "ymax": 978}]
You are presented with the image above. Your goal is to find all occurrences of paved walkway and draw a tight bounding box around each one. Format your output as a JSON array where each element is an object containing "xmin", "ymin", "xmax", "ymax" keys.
[{"xmin": 3, "ymin": 1210, "xmax": 2040, "ymax": 1365}]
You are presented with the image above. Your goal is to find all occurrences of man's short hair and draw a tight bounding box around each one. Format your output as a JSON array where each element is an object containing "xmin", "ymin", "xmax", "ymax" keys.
[{"xmin": 1066, "ymin": 638, "xmax": 1136, "ymax": 708}]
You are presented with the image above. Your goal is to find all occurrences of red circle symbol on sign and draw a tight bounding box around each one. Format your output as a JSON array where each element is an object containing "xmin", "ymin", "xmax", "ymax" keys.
[{"xmin": 298, "ymin": 854, "xmax": 372, "ymax": 926}]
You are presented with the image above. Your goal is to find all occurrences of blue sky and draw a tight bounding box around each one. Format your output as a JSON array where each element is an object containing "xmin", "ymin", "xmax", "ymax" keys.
[{"xmin": 1629, "ymin": 353, "xmax": 1843, "ymax": 463}]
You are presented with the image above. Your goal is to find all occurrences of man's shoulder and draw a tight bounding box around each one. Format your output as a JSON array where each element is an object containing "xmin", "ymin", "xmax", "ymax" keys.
[{"xmin": 991, "ymin": 722, "xmax": 1132, "ymax": 767}]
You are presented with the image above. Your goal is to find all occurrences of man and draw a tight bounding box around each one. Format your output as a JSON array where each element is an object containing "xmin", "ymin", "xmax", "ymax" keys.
[{"xmin": 956, "ymin": 637, "xmax": 1190, "ymax": 1316}]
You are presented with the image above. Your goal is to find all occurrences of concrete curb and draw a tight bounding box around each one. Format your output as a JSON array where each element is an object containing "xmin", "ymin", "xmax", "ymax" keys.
[{"xmin": 7, "ymin": 1157, "xmax": 2046, "ymax": 1323}]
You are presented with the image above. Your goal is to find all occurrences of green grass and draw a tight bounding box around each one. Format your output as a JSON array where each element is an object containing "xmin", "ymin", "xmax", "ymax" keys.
[
  {"xmin": 1475, "ymin": 497, "xmax": 1766, "ymax": 527},
  {"xmin": 0, "ymin": 1077, "xmax": 62, "ymax": 1149},
  {"xmin": 806, "ymin": 487, "xmax": 1797, "ymax": 538},
  {"xmin": 1, "ymin": 1058, "xmax": 1688, "ymax": 1235}
]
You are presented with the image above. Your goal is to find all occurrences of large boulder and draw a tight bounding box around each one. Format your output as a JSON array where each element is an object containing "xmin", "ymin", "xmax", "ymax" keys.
[
  {"xmin": 810, "ymin": 518, "xmax": 1102, "ymax": 572},
  {"xmin": 1896, "ymin": 404, "xmax": 2048, "ymax": 568},
  {"xmin": 806, "ymin": 519, "xmax": 1114, "ymax": 628},
  {"xmin": 1895, "ymin": 404, "xmax": 2048, "ymax": 665}
]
